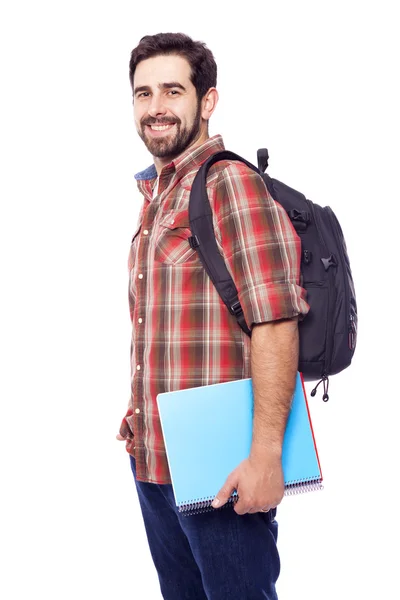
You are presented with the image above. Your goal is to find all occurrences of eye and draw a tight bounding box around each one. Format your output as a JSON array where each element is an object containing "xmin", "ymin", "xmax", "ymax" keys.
[
  {"xmin": 168, "ymin": 90, "xmax": 179, "ymax": 96},
  {"xmin": 137, "ymin": 92, "xmax": 150, "ymax": 98}
]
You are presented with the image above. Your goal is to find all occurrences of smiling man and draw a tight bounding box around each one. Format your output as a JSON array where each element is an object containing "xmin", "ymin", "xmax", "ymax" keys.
[
  {"xmin": 135, "ymin": 58, "xmax": 204, "ymax": 160},
  {"xmin": 134, "ymin": 52, "xmax": 213, "ymax": 173},
  {"xmin": 117, "ymin": 32, "xmax": 309, "ymax": 600}
]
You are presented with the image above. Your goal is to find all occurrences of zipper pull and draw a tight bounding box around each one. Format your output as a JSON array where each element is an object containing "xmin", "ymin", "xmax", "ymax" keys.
[
  {"xmin": 348, "ymin": 314, "xmax": 357, "ymax": 350},
  {"xmin": 310, "ymin": 375, "xmax": 330, "ymax": 402}
]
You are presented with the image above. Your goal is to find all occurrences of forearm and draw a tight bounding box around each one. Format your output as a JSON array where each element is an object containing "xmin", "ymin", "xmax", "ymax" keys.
[{"xmin": 250, "ymin": 318, "xmax": 299, "ymax": 458}]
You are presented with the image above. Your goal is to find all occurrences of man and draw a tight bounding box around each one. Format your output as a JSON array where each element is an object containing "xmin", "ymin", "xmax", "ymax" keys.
[{"xmin": 117, "ymin": 32, "xmax": 309, "ymax": 599}]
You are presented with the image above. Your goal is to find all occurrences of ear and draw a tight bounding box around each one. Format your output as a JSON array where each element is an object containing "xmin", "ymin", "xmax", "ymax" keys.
[{"xmin": 201, "ymin": 88, "xmax": 219, "ymax": 121}]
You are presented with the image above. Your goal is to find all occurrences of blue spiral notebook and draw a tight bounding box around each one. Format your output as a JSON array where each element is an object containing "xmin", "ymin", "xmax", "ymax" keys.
[{"xmin": 157, "ymin": 372, "xmax": 323, "ymax": 515}]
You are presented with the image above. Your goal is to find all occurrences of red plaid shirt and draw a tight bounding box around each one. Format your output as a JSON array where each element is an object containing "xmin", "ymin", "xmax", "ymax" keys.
[{"xmin": 119, "ymin": 135, "xmax": 309, "ymax": 483}]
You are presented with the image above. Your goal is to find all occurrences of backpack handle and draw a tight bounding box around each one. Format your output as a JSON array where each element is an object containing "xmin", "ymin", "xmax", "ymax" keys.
[{"xmin": 257, "ymin": 148, "xmax": 269, "ymax": 173}]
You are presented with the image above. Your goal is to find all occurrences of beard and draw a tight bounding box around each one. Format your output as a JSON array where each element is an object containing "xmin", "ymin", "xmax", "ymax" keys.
[{"xmin": 138, "ymin": 102, "xmax": 202, "ymax": 159}]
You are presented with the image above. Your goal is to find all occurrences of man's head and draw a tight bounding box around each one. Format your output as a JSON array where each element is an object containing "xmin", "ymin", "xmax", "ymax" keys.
[{"xmin": 129, "ymin": 33, "xmax": 218, "ymax": 168}]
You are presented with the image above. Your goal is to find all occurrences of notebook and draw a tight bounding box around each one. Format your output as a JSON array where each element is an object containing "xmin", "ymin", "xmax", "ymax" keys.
[{"xmin": 157, "ymin": 372, "xmax": 323, "ymax": 515}]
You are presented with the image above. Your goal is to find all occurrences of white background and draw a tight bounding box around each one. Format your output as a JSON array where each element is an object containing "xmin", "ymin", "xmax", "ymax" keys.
[{"xmin": 1, "ymin": 1, "xmax": 399, "ymax": 598}]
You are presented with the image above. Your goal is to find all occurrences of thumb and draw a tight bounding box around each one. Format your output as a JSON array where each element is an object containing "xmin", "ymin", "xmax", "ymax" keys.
[
  {"xmin": 211, "ymin": 471, "xmax": 238, "ymax": 509},
  {"xmin": 116, "ymin": 433, "xmax": 125, "ymax": 441}
]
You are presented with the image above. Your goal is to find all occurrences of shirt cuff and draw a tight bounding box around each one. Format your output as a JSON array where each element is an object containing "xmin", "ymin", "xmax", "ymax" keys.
[{"xmin": 238, "ymin": 281, "xmax": 310, "ymax": 330}]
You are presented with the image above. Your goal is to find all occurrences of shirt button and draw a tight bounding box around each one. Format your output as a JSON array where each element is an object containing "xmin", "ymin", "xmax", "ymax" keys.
[
  {"xmin": 143, "ymin": 230, "xmax": 149, "ymax": 235},
  {"xmin": 136, "ymin": 365, "xmax": 141, "ymax": 370},
  {"xmin": 138, "ymin": 318, "xmax": 143, "ymax": 323},
  {"xmin": 135, "ymin": 408, "xmax": 140, "ymax": 414},
  {"xmin": 138, "ymin": 273, "xmax": 143, "ymax": 279}
]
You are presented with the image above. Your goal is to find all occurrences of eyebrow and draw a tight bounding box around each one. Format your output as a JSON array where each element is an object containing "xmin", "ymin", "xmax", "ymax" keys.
[{"xmin": 134, "ymin": 82, "xmax": 187, "ymax": 96}]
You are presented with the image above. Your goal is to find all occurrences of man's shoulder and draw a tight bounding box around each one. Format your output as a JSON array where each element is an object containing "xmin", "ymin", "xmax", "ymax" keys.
[{"xmin": 206, "ymin": 158, "xmax": 265, "ymax": 189}]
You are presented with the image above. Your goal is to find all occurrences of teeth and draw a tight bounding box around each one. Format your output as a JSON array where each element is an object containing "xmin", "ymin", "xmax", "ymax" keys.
[{"xmin": 150, "ymin": 124, "xmax": 173, "ymax": 131}]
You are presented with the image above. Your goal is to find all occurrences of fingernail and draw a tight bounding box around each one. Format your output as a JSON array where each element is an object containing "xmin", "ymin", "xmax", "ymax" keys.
[{"xmin": 211, "ymin": 498, "xmax": 220, "ymax": 508}]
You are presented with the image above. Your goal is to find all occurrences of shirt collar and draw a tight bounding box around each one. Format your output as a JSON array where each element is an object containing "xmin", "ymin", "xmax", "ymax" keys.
[{"xmin": 134, "ymin": 134, "xmax": 225, "ymax": 197}]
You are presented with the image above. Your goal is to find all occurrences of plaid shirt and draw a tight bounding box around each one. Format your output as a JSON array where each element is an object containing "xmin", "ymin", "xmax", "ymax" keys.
[{"xmin": 119, "ymin": 135, "xmax": 309, "ymax": 484}]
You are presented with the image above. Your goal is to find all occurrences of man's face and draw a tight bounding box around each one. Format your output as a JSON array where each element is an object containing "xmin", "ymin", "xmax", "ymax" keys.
[{"xmin": 133, "ymin": 54, "xmax": 202, "ymax": 160}]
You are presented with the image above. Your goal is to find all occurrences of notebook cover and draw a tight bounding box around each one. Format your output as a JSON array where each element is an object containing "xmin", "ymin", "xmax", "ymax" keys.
[{"xmin": 157, "ymin": 372, "xmax": 322, "ymax": 512}]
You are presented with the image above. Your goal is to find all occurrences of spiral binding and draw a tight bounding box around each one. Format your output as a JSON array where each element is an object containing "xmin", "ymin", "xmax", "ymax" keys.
[
  {"xmin": 178, "ymin": 494, "xmax": 238, "ymax": 517},
  {"xmin": 284, "ymin": 479, "xmax": 324, "ymax": 495},
  {"xmin": 178, "ymin": 479, "xmax": 323, "ymax": 516}
]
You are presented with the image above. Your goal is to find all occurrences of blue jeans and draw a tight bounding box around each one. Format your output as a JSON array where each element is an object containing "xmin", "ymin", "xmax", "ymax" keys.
[{"xmin": 130, "ymin": 456, "xmax": 280, "ymax": 599}]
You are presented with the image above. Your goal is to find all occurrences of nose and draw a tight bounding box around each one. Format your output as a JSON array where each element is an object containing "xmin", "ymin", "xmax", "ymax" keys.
[{"xmin": 147, "ymin": 93, "xmax": 167, "ymax": 119}]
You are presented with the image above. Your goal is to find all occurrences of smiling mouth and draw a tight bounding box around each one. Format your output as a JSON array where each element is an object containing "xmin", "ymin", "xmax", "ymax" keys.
[{"xmin": 146, "ymin": 123, "xmax": 176, "ymax": 132}]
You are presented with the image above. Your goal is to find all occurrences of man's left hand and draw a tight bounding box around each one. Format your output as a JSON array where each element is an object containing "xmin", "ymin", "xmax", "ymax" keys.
[{"xmin": 211, "ymin": 447, "xmax": 284, "ymax": 515}]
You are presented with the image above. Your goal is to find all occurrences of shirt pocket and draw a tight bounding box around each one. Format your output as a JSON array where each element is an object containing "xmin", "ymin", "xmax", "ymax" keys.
[{"xmin": 154, "ymin": 209, "xmax": 198, "ymax": 265}]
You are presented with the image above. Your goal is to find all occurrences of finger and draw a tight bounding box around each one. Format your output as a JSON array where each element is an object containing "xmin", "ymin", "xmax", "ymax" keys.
[
  {"xmin": 236, "ymin": 503, "xmax": 269, "ymax": 515},
  {"xmin": 234, "ymin": 501, "xmax": 253, "ymax": 516},
  {"xmin": 116, "ymin": 434, "xmax": 125, "ymax": 441},
  {"xmin": 211, "ymin": 473, "xmax": 238, "ymax": 509},
  {"xmin": 233, "ymin": 488, "xmax": 251, "ymax": 515},
  {"xmin": 236, "ymin": 506, "xmax": 251, "ymax": 515}
]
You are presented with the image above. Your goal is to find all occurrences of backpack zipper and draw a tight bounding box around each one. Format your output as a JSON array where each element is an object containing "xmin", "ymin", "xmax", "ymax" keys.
[
  {"xmin": 306, "ymin": 200, "xmax": 328, "ymax": 250},
  {"xmin": 349, "ymin": 313, "xmax": 357, "ymax": 350},
  {"xmin": 306, "ymin": 201, "xmax": 335, "ymax": 378},
  {"xmin": 325, "ymin": 207, "xmax": 354, "ymax": 351}
]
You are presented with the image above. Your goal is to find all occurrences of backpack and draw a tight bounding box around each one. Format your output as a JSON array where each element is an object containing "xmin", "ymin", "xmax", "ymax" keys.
[{"xmin": 187, "ymin": 149, "xmax": 358, "ymax": 401}]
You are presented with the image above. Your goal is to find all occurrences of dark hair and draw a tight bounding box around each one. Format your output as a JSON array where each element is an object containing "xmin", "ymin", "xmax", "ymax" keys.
[{"xmin": 129, "ymin": 33, "xmax": 217, "ymax": 101}]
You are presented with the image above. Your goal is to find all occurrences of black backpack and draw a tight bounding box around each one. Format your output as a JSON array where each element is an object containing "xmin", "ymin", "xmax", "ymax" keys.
[{"xmin": 188, "ymin": 149, "xmax": 358, "ymax": 401}]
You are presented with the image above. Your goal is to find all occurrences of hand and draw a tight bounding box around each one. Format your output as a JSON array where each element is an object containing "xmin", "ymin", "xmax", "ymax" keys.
[{"xmin": 211, "ymin": 447, "xmax": 284, "ymax": 515}]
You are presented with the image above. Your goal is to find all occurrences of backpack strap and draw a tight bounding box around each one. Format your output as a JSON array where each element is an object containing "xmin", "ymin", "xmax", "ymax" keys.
[{"xmin": 188, "ymin": 150, "xmax": 260, "ymax": 337}]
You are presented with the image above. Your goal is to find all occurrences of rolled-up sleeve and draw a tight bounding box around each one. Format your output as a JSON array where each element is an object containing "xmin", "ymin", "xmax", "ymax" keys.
[{"xmin": 211, "ymin": 162, "xmax": 310, "ymax": 330}]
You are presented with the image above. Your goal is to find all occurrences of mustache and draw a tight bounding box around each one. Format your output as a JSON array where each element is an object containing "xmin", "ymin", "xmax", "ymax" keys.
[{"xmin": 141, "ymin": 117, "xmax": 180, "ymax": 127}]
